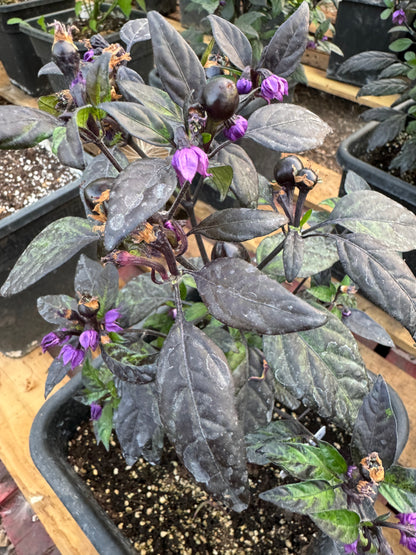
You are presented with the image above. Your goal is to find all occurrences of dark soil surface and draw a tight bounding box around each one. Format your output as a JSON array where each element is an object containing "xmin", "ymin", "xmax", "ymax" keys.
[{"xmin": 67, "ymin": 407, "xmax": 350, "ymax": 554}]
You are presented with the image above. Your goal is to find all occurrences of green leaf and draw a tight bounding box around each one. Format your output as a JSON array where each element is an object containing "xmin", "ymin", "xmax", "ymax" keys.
[
  {"xmin": 184, "ymin": 302, "xmax": 208, "ymax": 322},
  {"xmin": 380, "ymin": 7, "xmax": 392, "ymax": 19},
  {"xmin": 38, "ymin": 95, "xmax": 60, "ymax": 117},
  {"xmin": 308, "ymin": 284, "xmax": 337, "ymax": 303},
  {"xmin": 117, "ymin": 0, "xmax": 132, "ymax": 17},
  {"xmin": 116, "ymin": 81, "xmax": 183, "ymax": 122},
  {"xmin": 311, "ymin": 509, "xmax": 360, "ymax": 545},
  {"xmin": 0, "ymin": 106, "xmax": 57, "ymax": 149},
  {"xmin": 93, "ymin": 402, "xmax": 114, "ymax": 450},
  {"xmin": 76, "ymin": 106, "xmax": 107, "ymax": 129},
  {"xmin": 260, "ymin": 480, "xmax": 347, "ymax": 515},
  {"xmin": 380, "ymin": 466, "xmax": 416, "ymax": 513},
  {"xmin": 1, "ymin": 218, "xmax": 99, "ymax": 296},
  {"xmin": 205, "ymin": 165, "xmax": 233, "ymax": 201},
  {"xmin": 390, "ymin": 38, "xmax": 413, "ymax": 52},
  {"xmin": 86, "ymin": 52, "xmax": 112, "ymax": 105}
]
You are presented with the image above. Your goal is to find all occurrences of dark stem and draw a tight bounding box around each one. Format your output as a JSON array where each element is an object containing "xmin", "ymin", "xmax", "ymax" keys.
[
  {"xmin": 176, "ymin": 255, "xmax": 198, "ymax": 272},
  {"xmin": 168, "ymin": 181, "xmax": 191, "ymax": 219},
  {"xmin": 127, "ymin": 137, "xmax": 149, "ymax": 159},
  {"xmin": 256, "ymin": 235, "xmax": 285, "ymax": 271},
  {"xmin": 292, "ymin": 277, "xmax": 308, "ymax": 295},
  {"xmin": 96, "ymin": 142, "xmax": 124, "ymax": 172},
  {"xmin": 185, "ymin": 200, "xmax": 210, "ymax": 265},
  {"xmin": 293, "ymin": 188, "xmax": 309, "ymax": 228}
]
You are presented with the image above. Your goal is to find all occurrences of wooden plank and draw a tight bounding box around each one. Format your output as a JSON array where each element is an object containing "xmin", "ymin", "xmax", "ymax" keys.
[
  {"xmin": 0, "ymin": 349, "xmax": 99, "ymax": 555},
  {"xmin": 303, "ymin": 65, "xmax": 399, "ymax": 108}
]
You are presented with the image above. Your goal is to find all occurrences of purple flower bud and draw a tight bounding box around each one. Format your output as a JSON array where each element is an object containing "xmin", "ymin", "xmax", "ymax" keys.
[
  {"xmin": 171, "ymin": 145, "xmax": 211, "ymax": 186},
  {"xmin": 60, "ymin": 344, "xmax": 85, "ymax": 370},
  {"xmin": 346, "ymin": 465, "xmax": 357, "ymax": 479},
  {"xmin": 90, "ymin": 402, "xmax": 102, "ymax": 421},
  {"xmin": 392, "ymin": 8, "xmax": 407, "ymax": 25},
  {"xmin": 397, "ymin": 513, "xmax": 416, "ymax": 552},
  {"xmin": 343, "ymin": 540, "xmax": 358, "ymax": 554},
  {"xmin": 224, "ymin": 115, "xmax": 248, "ymax": 141},
  {"xmin": 104, "ymin": 309, "xmax": 123, "ymax": 333},
  {"xmin": 260, "ymin": 74, "xmax": 289, "ymax": 103},
  {"xmin": 342, "ymin": 308, "xmax": 352, "ymax": 318},
  {"xmin": 306, "ymin": 40, "xmax": 317, "ymax": 50},
  {"xmin": 322, "ymin": 36, "xmax": 328, "ymax": 41},
  {"xmin": 70, "ymin": 71, "xmax": 86, "ymax": 88},
  {"xmin": 41, "ymin": 331, "xmax": 63, "ymax": 352},
  {"xmin": 236, "ymin": 77, "xmax": 252, "ymax": 94},
  {"xmin": 83, "ymin": 49, "xmax": 95, "ymax": 62},
  {"xmin": 79, "ymin": 329, "xmax": 100, "ymax": 351}
]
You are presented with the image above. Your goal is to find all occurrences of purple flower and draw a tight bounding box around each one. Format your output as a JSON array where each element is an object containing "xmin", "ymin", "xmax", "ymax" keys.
[
  {"xmin": 306, "ymin": 40, "xmax": 317, "ymax": 50},
  {"xmin": 224, "ymin": 115, "xmax": 248, "ymax": 141},
  {"xmin": 70, "ymin": 72, "xmax": 86, "ymax": 88},
  {"xmin": 344, "ymin": 540, "xmax": 358, "ymax": 554},
  {"xmin": 104, "ymin": 309, "xmax": 123, "ymax": 333},
  {"xmin": 79, "ymin": 329, "xmax": 100, "ymax": 351},
  {"xmin": 41, "ymin": 331, "xmax": 64, "ymax": 353},
  {"xmin": 171, "ymin": 145, "xmax": 211, "ymax": 186},
  {"xmin": 90, "ymin": 402, "xmax": 102, "ymax": 421},
  {"xmin": 392, "ymin": 8, "xmax": 407, "ymax": 25},
  {"xmin": 342, "ymin": 308, "xmax": 352, "ymax": 318},
  {"xmin": 236, "ymin": 77, "xmax": 252, "ymax": 94},
  {"xmin": 83, "ymin": 49, "xmax": 95, "ymax": 62},
  {"xmin": 60, "ymin": 344, "xmax": 85, "ymax": 370},
  {"xmin": 260, "ymin": 74, "xmax": 289, "ymax": 103},
  {"xmin": 397, "ymin": 513, "xmax": 416, "ymax": 552}
]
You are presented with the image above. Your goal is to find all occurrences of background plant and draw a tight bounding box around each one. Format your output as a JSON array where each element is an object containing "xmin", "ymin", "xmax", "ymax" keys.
[{"xmin": 0, "ymin": 4, "xmax": 416, "ymax": 551}]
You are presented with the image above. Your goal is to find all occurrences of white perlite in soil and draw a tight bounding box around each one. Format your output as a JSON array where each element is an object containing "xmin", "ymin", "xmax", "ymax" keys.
[{"xmin": 0, "ymin": 142, "xmax": 80, "ymax": 220}]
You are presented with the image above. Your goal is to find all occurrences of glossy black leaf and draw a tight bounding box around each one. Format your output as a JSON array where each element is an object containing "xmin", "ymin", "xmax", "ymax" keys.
[
  {"xmin": 157, "ymin": 318, "xmax": 249, "ymax": 511},
  {"xmin": 357, "ymin": 78, "xmax": 408, "ymax": 98},
  {"xmin": 306, "ymin": 532, "xmax": 346, "ymax": 555},
  {"xmin": 245, "ymin": 104, "xmax": 331, "ymax": 153},
  {"xmin": 208, "ymin": 14, "xmax": 252, "ymax": 70},
  {"xmin": 1, "ymin": 218, "xmax": 100, "ymax": 296},
  {"xmin": 116, "ymin": 65, "xmax": 144, "ymax": 84},
  {"xmin": 116, "ymin": 273, "xmax": 173, "ymax": 327},
  {"xmin": 37, "ymin": 294, "xmax": 78, "ymax": 326},
  {"xmin": 74, "ymin": 255, "xmax": 119, "ymax": 312},
  {"xmin": 99, "ymin": 101, "xmax": 175, "ymax": 146},
  {"xmin": 120, "ymin": 18, "xmax": 151, "ymax": 51},
  {"xmin": 104, "ymin": 158, "xmax": 177, "ymax": 251},
  {"xmin": 86, "ymin": 52, "xmax": 112, "ymax": 106},
  {"xmin": 45, "ymin": 357, "xmax": 71, "ymax": 398},
  {"xmin": 234, "ymin": 348, "xmax": 275, "ymax": 435},
  {"xmin": 360, "ymin": 107, "xmax": 404, "ymax": 122},
  {"xmin": 215, "ymin": 143, "xmax": 259, "ymax": 207},
  {"xmin": 259, "ymin": 2, "xmax": 309, "ymax": 77},
  {"xmin": 0, "ymin": 106, "xmax": 57, "ymax": 149},
  {"xmin": 102, "ymin": 342, "xmax": 158, "ymax": 384},
  {"xmin": 191, "ymin": 208, "xmax": 287, "ymax": 241},
  {"xmin": 283, "ymin": 229, "xmax": 304, "ymax": 282},
  {"xmin": 194, "ymin": 258, "xmax": 327, "ymax": 334},
  {"xmin": 114, "ymin": 379, "xmax": 164, "ymax": 465},
  {"xmin": 55, "ymin": 115, "xmax": 86, "ymax": 170},
  {"xmin": 147, "ymin": 10, "xmax": 206, "ymax": 106},
  {"xmin": 343, "ymin": 171, "xmax": 370, "ymax": 193},
  {"xmin": 263, "ymin": 308, "xmax": 370, "ymax": 431},
  {"xmin": 342, "ymin": 309, "xmax": 394, "ymax": 347},
  {"xmin": 337, "ymin": 51, "xmax": 397, "ymax": 75},
  {"xmin": 336, "ymin": 233, "xmax": 416, "ymax": 338},
  {"xmin": 116, "ymin": 81, "xmax": 183, "ymax": 122},
  {"xmin": 246, "ymin": 420, "xmax": 306, "ymax": 465},
  {"xmin": 351, "ymin": 375, "xmax": 398, "ymax": 469},
  {"xmin": 328, "ymin": 191, "xmax": 416, "ymax": 252},
  {"xmin": 367, "ymin": 113, "xmax": 406, "ymax": 151}
]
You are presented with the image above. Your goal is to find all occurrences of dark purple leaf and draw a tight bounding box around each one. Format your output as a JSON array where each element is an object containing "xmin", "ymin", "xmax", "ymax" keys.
[
  {"xmin": 360, "ymin": 107, "xmax": 403, "ymax": 122},
  {"xmin": 116, "ymin": 66, "xmax": 144, "ymax": 84},
  {"xmin": 357, "ymin": 78, "xmax": 408, "ymax": 98},
  {"xmin": 114, "ymin": 379, "xmax": 164, "ymax": 465},
  {"xmin": 99, "ymin": 101, "xmax": 175, "ymax": 146},
  {"xmin": 1, "ymin": 218, "xmax": 100, "ymax": 296},
  {"xmin": 104, "ymin": 158, "xmax": 177, "ymax": 251},
  {"xmin": 37, "ymin": 295, "xmax": 78, "ymax": 326},
  {"xmin": 0, "ymin": 106, "xmax": 58, "ymax": 149},
  {"xmin": 45, "ymin": 357, "xmax": 71, "ymax": 398},
  {"xmin": 336, "ymin": 233, "xmax": 416, "ymax": 337},
  {"xmin": 342, "ymin": 309, "xmax": 394, "ymax": 348},
  {"xmin": 234, "ymin": 348, "xmax": 275, "ymax": 435},
  {"xmin": 55, "ymin": 114, "xmax": 86, "ymax": 170},
  {"xmin": 102, "ymin": 343, "xmax": 158, "ymax": 384},
  {"xmin": 343, "ymin": 171, "xmax": 370, "ymax": 193},
  {"xmin": 120, "ymin": 19, "xmax": 151, "ymax": 51},
  {"xmin": 191, "ymin": 208, "xmax": 287, "ymax": 241},
  {"xmin": 245, "ymin": 104, "xmax": 331, "ymax": 153},
  {"xmin": 86, "ymin": 52, "xmax": 112, "ymax": 106},
  {"xmin": 390, "ymin": 139, "xmax": 416, "ymax": 174},
  {"xmin": 259, "ymin": 2, "xmax": 309, "ymax": 77},
  {"xmin": 215, "ymin": 143, "xmax": 259, "ymax": 207},
  {"xmin": 74, "ymin": 255, "xmax": 119, "ymax": 312},
  {"xmin": 194, "ymin": 258, "xmax": 327, "ymax": 335},
  {"xmin": 283, "ymin": 229, "xmax": 304, "ymax": 282},
  {"xmin": 328, "ymin": 191, "xmax": 416, "ymax": 252},
  {"xmin": 351, "ymin": 375, "xmax": 398, "ymax": 469},
  {"xmin": 116, "ymin": 81, "xmax": 183, "ymax": 122},
  {"xmin": 208, "ymin": 14, "xmax": 252, "ymax": 70},
  {"xmin": 263, "ymin": 308, "xmax": 370, "ymax": 431},
  {"xmin": 246, "ymin": 420, "xmax": 306, "ymax": 465},
  {"xmin": 147, "ymin": 11, "xmax": 206, "ymax": 106},
  {"xmin": 367, "ymin": 113, "xmax": 406, "ymax": 151},
  {"xmin": 157, "ymin": 319, "xmax": 249, "ymax": 511},
  {"xmin": 337, "ymin": 51, "xmax": 397, "ymax": 75}
]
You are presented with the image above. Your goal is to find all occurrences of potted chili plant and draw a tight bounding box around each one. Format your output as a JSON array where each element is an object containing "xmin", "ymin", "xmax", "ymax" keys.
[{"xmin": 1, "ymin": 6, "xmax": 416, "ymax": 553}]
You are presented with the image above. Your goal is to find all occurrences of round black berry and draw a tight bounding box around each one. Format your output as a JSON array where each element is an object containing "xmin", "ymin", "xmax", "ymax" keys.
[
  {"xmin": 273, "ymin": 155, "xmax": 304, "ymax": 188},
  {"xmin": 201, "ymin": 77, "xmax": 239, "ymax": 122},
  {"xmin": 295, "ymin": 168, "xmax": 319, "ymax": 190}
]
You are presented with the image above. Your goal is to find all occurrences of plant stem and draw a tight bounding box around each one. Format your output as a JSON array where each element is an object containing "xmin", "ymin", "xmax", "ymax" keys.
[
  {"xmin": 256, "ymin": 237, "xmax": 285, "ymax": 271},
  {"xmin": 167, "ymin": 181, "xmax": 191, "ymax": 219},
  {"xmin": 128, "ymin": 137, "xmax": 149, "ymax": 159}
]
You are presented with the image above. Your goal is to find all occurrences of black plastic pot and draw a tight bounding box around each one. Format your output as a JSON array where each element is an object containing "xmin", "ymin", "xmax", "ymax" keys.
[
  {"xmin": 29, "ymin": 373, "xmax": 136, "ymax": 555},
  {"xmin": 20, "ymin": 6, "xmax": 154, "ymax": 91},
  {"xmin": 0, "ymin": 179, "xmax": 91, "ymax": 357},
  {"xmin": 0, "ymin": 0, "xmax": 72, "ymax": 96},
  {"xmin": 336, "ymin": 116, "xmax": 416, "ymax": 273},
  {"xmin": 326, "ymin": 0, "xmax": 393, "ymax": 87}
]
